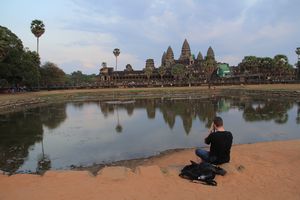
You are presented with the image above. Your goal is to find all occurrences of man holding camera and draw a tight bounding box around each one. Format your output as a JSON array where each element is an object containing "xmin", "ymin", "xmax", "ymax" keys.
[{"xmin": 195, "ymin": 116, "xmax": 233, "ymax": 165}]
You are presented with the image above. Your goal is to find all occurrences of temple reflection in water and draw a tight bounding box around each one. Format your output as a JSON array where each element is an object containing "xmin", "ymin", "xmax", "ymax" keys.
[{"xmin": 98, "ymin": 97, "xmax": 295, "ymax": 134}]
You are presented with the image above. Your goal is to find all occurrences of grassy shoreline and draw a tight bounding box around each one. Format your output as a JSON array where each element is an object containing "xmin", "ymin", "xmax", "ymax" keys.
[{"xmin": 0, "ymin": 84, "xmax": 300, "ymax": 114}]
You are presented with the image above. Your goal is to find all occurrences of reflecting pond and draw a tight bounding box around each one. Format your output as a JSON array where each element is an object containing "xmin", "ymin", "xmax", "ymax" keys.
[{"xmin": 0, "ymin": 96, "xmax": 299, "ymax": 174}]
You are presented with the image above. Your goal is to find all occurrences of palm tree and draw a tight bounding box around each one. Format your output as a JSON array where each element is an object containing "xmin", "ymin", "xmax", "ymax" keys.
[
  {"xmin": 158, "ymin": 66, "xmax": 166, "ymax": 80},
  {"xmin": 171, "ymin": 64, "xmax": 185, "ymax": 81},
  {"xmin": 186, "ymin": 66, "xmax": 194, "ymax": 87},
  {"xmin": 296, "ymin": 48, "xmax": 300, "ymax": 80},
  {"xmin": 144, "ymin": 67, "xmax": 153, "ymax": 85},
  {"xmin": 37, "ymin": 137, "xmax": 51, "ymax": 174},
  {"xmin": 113, "ymin": 48, "xmax": 120, "ymax": 71},
  {"xmin": 296, "ymin": 102, "xmax": 300, "ymax": 124},
  {"xmin": 115, "ymin": 106, "xmax": 122, "ymax": 133},
  {"xmin": 158, "ymin": 66, "xmax": 166, "ymax": 87},
  {"xmin": 30, "ymin": 20, "xmax": 45, "ymax": 54},
  {"xmin": 296, "ymin": 47, "xmax": 300, "ymax": 60}
]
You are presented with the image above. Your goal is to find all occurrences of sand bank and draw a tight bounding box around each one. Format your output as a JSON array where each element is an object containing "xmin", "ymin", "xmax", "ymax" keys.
[{"xmin": 1, "ymin": 139, "xmax": 300, "ymax": 200}]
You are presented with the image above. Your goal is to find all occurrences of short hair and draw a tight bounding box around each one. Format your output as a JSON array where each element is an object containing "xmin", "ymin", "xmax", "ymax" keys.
[{"xmin": 213, "ymin": 116, "xmax": 223, "ymax": 127}]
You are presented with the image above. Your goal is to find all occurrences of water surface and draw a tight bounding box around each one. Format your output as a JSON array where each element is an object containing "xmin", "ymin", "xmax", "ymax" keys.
[{"xmin": 0, "ymin": 96, "xmax": 299, "ymax": 173}]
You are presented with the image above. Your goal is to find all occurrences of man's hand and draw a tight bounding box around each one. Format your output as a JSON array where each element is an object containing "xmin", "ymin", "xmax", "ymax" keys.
[{"xmin": 208, "ymin": 122, "xmax": 215, "ymax": 134}]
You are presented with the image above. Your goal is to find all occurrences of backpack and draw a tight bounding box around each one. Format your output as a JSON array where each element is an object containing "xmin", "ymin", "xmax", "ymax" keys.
[{"xmin": 179, "ymin": 161, "xmax": 226, "ymax": 186}]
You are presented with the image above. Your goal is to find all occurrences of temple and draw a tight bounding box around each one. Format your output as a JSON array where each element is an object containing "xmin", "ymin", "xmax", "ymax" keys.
[
  {"xmin": 99, "ymin": 39, "xmax": 220, "ymax": 87},
  {"xmin": 99, "ymin": 39, "xmax": 296, "ymax": 87}
]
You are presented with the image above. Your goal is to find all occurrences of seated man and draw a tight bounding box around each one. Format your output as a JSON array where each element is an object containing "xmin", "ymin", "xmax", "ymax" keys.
[{"xmin": 195, "ymin": 116, "xmax": 233, "ymax": 165}]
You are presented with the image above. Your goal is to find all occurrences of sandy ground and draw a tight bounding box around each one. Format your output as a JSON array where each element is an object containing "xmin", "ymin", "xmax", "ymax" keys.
[{"xmin": 1, "ymin": 139, "xmax": 300, "ymax": 200}]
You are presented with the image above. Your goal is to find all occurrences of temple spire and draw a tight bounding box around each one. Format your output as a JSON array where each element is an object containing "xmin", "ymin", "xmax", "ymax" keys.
[
  {"xmin": 166, "ymin": 46, "xmax": 174, "ymax": 60},
  {"xmin": 206, "ymin": 46, "xmax": 215, "ymax": 60},
  {"xmin": 161, "ymin": 51, "xmax": 166, "ymax": 66},
  {"xmin": 179, "ymin": 39, "xmax": 191, "ymax": 60},
  {"xmin": 197, "ymin": 51, "xmax": 203, "ymax": 61},
  {"xmin": 164, "ymin": 46, "xmax": 175, "ymax": 68}
]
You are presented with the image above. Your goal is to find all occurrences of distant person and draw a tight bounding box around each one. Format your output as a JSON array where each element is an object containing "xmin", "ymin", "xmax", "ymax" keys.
[{"xmin": 195, "ymin": 116, "xmax": 233, "ymax": 165}]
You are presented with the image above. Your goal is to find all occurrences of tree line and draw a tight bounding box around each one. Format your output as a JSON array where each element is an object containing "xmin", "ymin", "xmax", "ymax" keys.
[
  {"xmin": 236, "ymin": 55, "xmax": 295, "ymax": 78},
  {"xmin": 0, "ymin": 25, "xmax": 97, "ymax": 90}
]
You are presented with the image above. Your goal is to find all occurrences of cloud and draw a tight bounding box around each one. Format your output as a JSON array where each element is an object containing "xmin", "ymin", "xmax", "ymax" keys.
[
  {"xmin": 38, "ymin": 22, "xmax": 146, "ymax": 74},
  {"xmin": 61, "ymin": 1, "xmax": 252, "ymax": 65},
  {"xmin": 44, "ymin": 43, "xmax": 142, "ymax": 74},
  {"xmin": 5, "ymin": 0, "xmax": 299, "ymax": 72},
  {"xmin": 251, "ymin": 22, "xmax": 296, "ymax": 42},
  {"xmin": 57, "ymin": 0, "xmax": 300, "ymax": 68}
]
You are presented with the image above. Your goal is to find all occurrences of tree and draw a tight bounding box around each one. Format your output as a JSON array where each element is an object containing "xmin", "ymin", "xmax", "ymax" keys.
[
  {"xmin": 238, "ymin": 54, "xmax": 295, "ymax": 81},
  {"xmin": 40, "ymin": 62, "xmax": 65, "ymax": 87},
  {"xmin": 37, "ymin": 137, "xmax": 51, "ymax": 174},
  {"xmin": 238, "ymin": 56, "xmax": 258, "ymax": 74},
  {"xmin": 296, "ymin": 47, "xmax": 300, "ymax": 80},
  {"xmin": 144, "ymin": 67, "xmax": 153, "ymax": 84},
  {"xmin": 20, "ymin": 49, "xmax": 41, "ymax": 87},
  {"xmin": 259, "ymin": 57, "xmax": 273, "ymax": 75},
  {"xmin": 186, "ymin": 66, "xmax": 194, "ymax": 87},
  {"xmin": 66, "ymin": 71, "xmax": 98, "ymax": 87},
  {"xmin": 30, "ymin": 20, "xmax": 45, "ymax": 54},
  {"xmin": 158, "ymin": 66, "xmax": 166, "ymax": 87},
  {"xmin": 0, "ymin": 109, "xmax": 43, "ymax": 173},
  {"xmin": 0, "ymin": 26, "xmax": 41, "ymax": 88},
  {"xmin": 0, "ymin": 26, "xmax": 23, "ymax": 86},
  {"xmin": 274, "ymin": 54, "xmax": 290, "ymax": 78},
  {"xmin": 171, "ymin": 64, "xmax": 185, "ymax": 81},
  {"xmin": 113, "ymin": 48, "xmax": 120, "ymax": 71},
  {"xmin": 158, "ymin": 66, "xmax": 166, "ymax": 80},
  {"xmin": 297, "ymin": 102, "xmax": 300, "ymax": 124},
  {"xmin": 70, "ymin": 70, "xmax": 84, "ymax": 86},
  {"xmin": 296, "ymin": 47, "xmax": 300, "ymax": 58},
  {"xmin": 0, "ymin": 26, "xmax": 23, "ymax": 62},
  {"xmin": 115, "ymin": 106, "xmax": 123, "ymax": 133},
  {"xmin": 0, "ymin": 41, "xmax": 5, "ymax": 62},
  {"xmin": 242, "ymin": 100, "xmax": 292, "ymax": 124},
  {"xmin": 297, "ymin": 61, "xmax": 300, "ymax": 80}
]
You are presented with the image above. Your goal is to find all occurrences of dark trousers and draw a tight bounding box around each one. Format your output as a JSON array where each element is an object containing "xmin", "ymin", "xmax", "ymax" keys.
[{"xmin": 195, "ymin": 148, "xmax": 216, "ymax": 163}]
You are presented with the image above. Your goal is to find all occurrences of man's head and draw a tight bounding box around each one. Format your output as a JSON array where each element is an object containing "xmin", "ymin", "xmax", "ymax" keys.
[{"xmin": 213, "ymin": 116, "xmax": 223, "ymax": 127}]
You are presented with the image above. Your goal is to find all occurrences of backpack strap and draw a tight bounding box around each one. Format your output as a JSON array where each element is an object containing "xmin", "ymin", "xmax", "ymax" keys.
[
  {"xmin": 213, "ymin": 165, "xmax": 227, "ymax": 176},
  {"xmin": 202, "ymin": 179, "xmax": 217, "ymax": 186},
  {"xmin": 192, "ymin": 179, "xmax": 217, "ymax": 186}
]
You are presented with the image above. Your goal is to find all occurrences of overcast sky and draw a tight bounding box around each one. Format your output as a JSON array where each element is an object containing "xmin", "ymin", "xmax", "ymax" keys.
[{"xmin": 1, "ymin": 0, "xmax": 299, "ymax": 74}]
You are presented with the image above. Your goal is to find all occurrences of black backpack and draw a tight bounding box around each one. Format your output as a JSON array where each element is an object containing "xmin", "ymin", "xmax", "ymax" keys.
[{"xmin": 179, "ymin": 161, "xmax": 226, "ymax": 186}]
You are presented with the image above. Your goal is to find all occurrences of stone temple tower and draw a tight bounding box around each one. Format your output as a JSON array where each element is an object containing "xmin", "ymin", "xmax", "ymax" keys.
[
  {"xmin": 164, "ymin": 46, "xmax": 175, "ymax": 68},
  {"xmin": 145, "ymin": 59, "xmax": 155, "ymax": 70},
  {"xmin": 161, "ymin": 52, "xmax": 166, "ymax": 66},
  {"xmin": 179, "ymin": 39, "xmax": 192, "ymax": 61}
]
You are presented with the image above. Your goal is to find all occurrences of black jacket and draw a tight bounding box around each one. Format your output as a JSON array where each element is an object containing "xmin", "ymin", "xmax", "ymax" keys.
[{"xmin": 205, "ymin": 131, "xmax": 233, "ymax": 165}]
